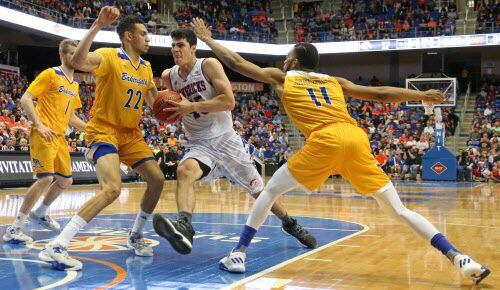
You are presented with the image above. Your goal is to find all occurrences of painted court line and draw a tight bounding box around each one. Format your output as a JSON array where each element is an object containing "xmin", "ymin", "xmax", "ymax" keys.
[{"xmin": 223, "ymin": 223, "xmax": 369, "ymax": 289}]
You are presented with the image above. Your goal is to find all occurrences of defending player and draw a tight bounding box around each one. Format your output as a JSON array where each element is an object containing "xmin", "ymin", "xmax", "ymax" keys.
[
  {"xmin": 3, "ymin": 39, "xmax": 86, "ymax": 244},
  {"xmin": 39, "ymin": 7, "xmax": 165, "ymax": 271},
  {"xmin": 191, "ymin": 18, "xmax": 490, "ymax": 284},
  {"xmin": 152, "ymin": 28, "xmax": 317, "ymax": 255}
]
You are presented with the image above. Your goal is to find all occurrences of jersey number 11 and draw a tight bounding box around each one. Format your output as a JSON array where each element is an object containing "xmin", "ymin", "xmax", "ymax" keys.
[{"xmin": 307, "ymin": 87, "xmax": 332, "ymax": 107}]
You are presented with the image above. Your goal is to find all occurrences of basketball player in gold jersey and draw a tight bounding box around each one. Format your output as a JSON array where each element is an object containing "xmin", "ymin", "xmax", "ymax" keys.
[
  {"xmin": 3, "ymin": 39, "xmax": 85, "ymax": 244},
  {"xmin": 39, "ymin": 7, "xmax": 165, "ymax": 271},
  {"xmin": 191, "ymin": 18, "xmax": 490, "ymax": 284}
]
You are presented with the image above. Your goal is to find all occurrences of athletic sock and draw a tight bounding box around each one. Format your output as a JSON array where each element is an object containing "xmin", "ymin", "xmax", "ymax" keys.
[
  {"xmin": 430, "ymin": 233, "xmax": 460, "ymax": 262},
  {"xmin": 235, "ymin": 225, "xmax": 257, "ymax": 253},
  {"xmin": 34, "ymin": 203, "xmax": 49, "ymax": 217},
  {"xmin": 131, "ymin": 210, "xmax": 151, "ymax": 234},
  {"xmin": 52, "ymin": 215, "xmax": 87, "ymax": 247},
  {"xmin": 12, "ymin": 212, "xmax": 28, "ymax": 228}
]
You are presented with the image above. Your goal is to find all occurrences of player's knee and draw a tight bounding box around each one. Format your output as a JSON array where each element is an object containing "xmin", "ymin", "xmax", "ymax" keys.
[
  {"xmin": 55, "ymin": 177, "xmax": 73, "ymax": 189},
  {"xmin": 101, "ymin": 183, "xmax": 121, "ymax": 203},
  {"xmin": 37, "ymin": 175, "xmax": 54, "ymax": 186},
  {"xmin": 386, "ymin": 206, "xmax": 409, "ymax": 222},
  {"xmin": 177, "ymin": 165, "xmax": 197, "ymax": 182},
  {"xmin": 147, "ymin": 169, "xmax": 165, "ymax": 189}
]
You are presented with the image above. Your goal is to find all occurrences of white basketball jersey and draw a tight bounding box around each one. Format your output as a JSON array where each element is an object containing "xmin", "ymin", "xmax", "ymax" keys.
[{"xmin": 169, "ymin": 58, "xmax": 233, "ymax": 140}]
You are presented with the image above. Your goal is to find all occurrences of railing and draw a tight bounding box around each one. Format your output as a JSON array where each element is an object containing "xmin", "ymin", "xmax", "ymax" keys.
[
  {"xmin": 458, "ymin": 82, "xmax": 471, "ymax": 137},
  {"xmin": 296, "ymin": 25, "xmax": 458, "ymax": 43},
  {"xmin": 475, "ymin": 21, "xmax": 500, "ymax": 34},
  {"xmin": 253, "ymin": 156, "xmax": 266, "ymax": 182},
  {"xmin": 210, "ymin": 29, "xmax": 276, "ymax": 43}
]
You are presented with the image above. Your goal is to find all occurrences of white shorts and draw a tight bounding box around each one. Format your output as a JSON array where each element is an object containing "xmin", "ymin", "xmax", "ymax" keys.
[{"xmin": 180, "ymin": 131, "xmax": 264, "ymax": 195}]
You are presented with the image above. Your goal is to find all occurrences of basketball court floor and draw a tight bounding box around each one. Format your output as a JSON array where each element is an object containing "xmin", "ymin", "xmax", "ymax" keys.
[{"xmin": 0, "ymin": 179, "xmax": 497, "ymax": 289}]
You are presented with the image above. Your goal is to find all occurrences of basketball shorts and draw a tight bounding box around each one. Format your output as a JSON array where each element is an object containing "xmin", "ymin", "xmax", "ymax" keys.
[
  {"xmin": 30, "ymin": 128, "xmax": 72, "ymax": 178},
  {"xmin": 287, "ymin": 123, "xmax": 390, "ymax": 195},
  {"xmin": 180, "ymin": 130, "xmax": 264, "ymax": 195},
  {"xmin": 85, "ymin": 120, "xmax": 155, "ymax": 169}
]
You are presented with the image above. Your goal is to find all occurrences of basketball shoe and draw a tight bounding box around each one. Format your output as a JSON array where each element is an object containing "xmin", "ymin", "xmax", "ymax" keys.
[
  {"xmin": 153, "ymin": 214, "xmax": 194, "ymax": 254},
  {"xmin": 453, "ymin": 254, "xmax": 490, "ymax": 284},
  {"xmin": 282, "ymin": 218, "xmax": 317, "ymax": 248},
  {"xmin": 127, "ymin": 230, "xmax": 153, "ymax": 256},
  {"xmin": 29, "ymin": 212, "xmax": 61, "ymax": 231},
  {"xmin": 2, "ymin": 226, "xmax": 33, "ymax": 244},
  {"xmin": 219, "ymin": 249, "xmax": 246, "ymax": 273},
  {"xmin": 39, "ymin": 242, "xmax": 82, "ymax": 271}
]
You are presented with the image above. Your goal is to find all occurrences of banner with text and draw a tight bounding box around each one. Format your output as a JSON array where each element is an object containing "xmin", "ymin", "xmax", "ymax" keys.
[{"xmin": 0, "ymin": 152, "xmax": 136, "ymax": 186}]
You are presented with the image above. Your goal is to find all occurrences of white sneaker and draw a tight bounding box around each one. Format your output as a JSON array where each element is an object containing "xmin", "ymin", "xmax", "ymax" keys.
[
  {"xmin": 219, "ymin": 249, "xmax": 246, "ymax": 273},
  {"xmin": 39, "ymin": 243, "xmax": 82, "ymax": 271},
  {"xmin": 2, "ymin": 226, "xmax": 33, "ymax": 244},
  {"xmin": 127, "ymin": 231, "xmax": 153, "ymax": 257},
  {"xmin": 29, "ymin": 212, "xmax": 61, "ymax": 231},
  {"xmin": 453, "ymin": 254, "xmax": 490, "ymax": 284}
]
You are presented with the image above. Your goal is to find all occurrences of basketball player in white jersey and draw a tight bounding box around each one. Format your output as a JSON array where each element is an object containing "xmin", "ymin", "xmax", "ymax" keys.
[{"xmin": 152, "ymin": 28, "xmax": 317, "ymax": 254}]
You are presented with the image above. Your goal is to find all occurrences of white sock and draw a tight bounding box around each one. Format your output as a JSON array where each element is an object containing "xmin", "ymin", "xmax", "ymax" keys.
[
  {"xmin": 131, "ymin": 210, "xmax": 151, "ymax": 234},
  {"xmin": 34, "ymin": 203, "xmax": 49, "ymax": 217},
  {"xmin": 247, "ymin": 164, "xmax": 299, "ymax": 230},
  {"xmin": 12, "ymin": 212, "xmax": 28, "ymax": 228},
  {"xmin": 372, "ymin": 182, "xmax": 439, "ymax": 240},
  {"xmin": 52, "ymin": 215, "xmax": 87, "ymax": 247}
]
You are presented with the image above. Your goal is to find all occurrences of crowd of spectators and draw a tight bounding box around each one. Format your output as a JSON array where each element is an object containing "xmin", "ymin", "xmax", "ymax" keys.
[
  {"xmin": 475, "ymin": 0, "xmax": 500, "ymax": 34},
  {"xmin": 294, "ymin": 0, "xmax": 458, "ymax": 43},
  {"xmin": 174, "ymin": 0, "xmax": 277, "ymax": 43},
  {"xmin": 461, "ymin": 75, "xmax": 499, "ymax": 182}
]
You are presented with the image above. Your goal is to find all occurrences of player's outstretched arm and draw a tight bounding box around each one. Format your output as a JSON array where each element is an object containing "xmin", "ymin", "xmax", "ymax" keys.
[
  {"xmin": 191, "ymin": 17, "xmax": 284, "ymax": 86},
  {"xmin": 336, "ymin": 77, "xmax": 444, "ymax": 104},
  {"xmin": 71, "ymin": 6, "xmax": 120, "ymax": 72}
]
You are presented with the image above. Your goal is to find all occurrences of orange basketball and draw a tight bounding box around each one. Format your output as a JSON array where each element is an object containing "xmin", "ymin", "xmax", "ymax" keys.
[{"xmin": 153, "ymin": 90, "xmax": 182, "ymax": 123}]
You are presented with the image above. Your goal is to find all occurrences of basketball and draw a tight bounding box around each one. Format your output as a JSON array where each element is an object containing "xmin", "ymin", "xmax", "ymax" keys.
[{"xmin": 153, "ymin": 90, "xmax": 182, "ymax": 123}]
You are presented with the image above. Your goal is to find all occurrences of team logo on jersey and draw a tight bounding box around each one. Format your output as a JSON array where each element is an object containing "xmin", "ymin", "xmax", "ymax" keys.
[
  {"xmin": 58, "ymin": 86, "xmax": 76, "ymax": 97},
  {"xmin": 431, "ymin": 162, "xmax": 447, "ymax": 174},
  {"xmin": 31, "ymin": 158, "xmax": 44, "ymax": 169},
  {"xmin": 29, "ymin": 235, "xmax": 159, "ymax": 252}
]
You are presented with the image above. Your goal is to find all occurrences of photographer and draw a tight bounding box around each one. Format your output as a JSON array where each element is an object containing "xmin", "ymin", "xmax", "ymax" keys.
[
  {"xmin": 401, "ymin": 147, "xmax": 418, "ymax": 180},
  {"xmin": 164, "ymin": 146, "xmax": 181, "ymax": 180},
  {"xmin": 457, "ymin": 150, "xmax": 473, "ymax": 181}
]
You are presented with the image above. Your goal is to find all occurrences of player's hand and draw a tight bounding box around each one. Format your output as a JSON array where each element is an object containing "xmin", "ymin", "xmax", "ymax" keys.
[
  {"xmin": 162, "ymin": 95, "xmax": 195, "ymax": 122},
  {"xmin": 36, "ymin": 124, "xmax": 59, "ymax": 142},
  {"xmin": 423, "ymin": 89, "xmax": 445, "ymax": 105},
  {"xmin": 96, "ymin": 6, "xmax": 120, "ymax": 28},
  {"xmin": 191, "ymin": 18, "xmax": 213, "ymax": 42}
]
